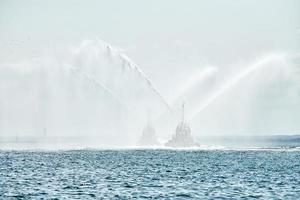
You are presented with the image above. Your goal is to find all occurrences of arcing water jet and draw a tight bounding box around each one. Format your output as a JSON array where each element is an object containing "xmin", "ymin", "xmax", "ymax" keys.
[
  {"xmin": 170, "ymin": 67, "xmax": 218, "ymax": 105},
  {"xmin": 69, "ymin": 67, "xmax": 121, "ymax": 104},
  {"xmin": 95, "ymin": 39, "xmax": 171, "ymax": 111},
  {"xmin": 189, "ymin": 54, "xmax": 287, "ymax": 121}
]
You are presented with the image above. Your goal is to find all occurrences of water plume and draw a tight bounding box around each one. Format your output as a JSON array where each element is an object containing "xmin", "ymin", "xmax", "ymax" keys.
[
  {"xmin": 189, "ymin": 54, "xmax": 287, "ymax": 121},
  {"xmin": 106, "ymin": 40, "xmax": 171, "ymax": 111},
  {"xmin": 70, "ymin": 67, "xmax": 121, "ymax": 104},
  {"xmin": 0, "ymin": 39, "xmax": 173, "ymax": 146},
  {"xmin": 170, "ymin": 67, "xmax": 218, "ymax": 105},
  {"xmin": 73, "ymin": 39, "xmax": 171, "ymax": 111}
]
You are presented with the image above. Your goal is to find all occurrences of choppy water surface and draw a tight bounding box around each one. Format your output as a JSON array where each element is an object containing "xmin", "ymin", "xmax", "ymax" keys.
[{"xmin": 1, "ymin": 150, "xmax": 300, "ymax": 199}]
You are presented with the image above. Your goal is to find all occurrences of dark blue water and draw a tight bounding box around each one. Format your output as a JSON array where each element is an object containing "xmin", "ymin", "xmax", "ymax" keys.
[{"xmin": 1, "ymin": 150, "xmax": 300, "ymax": 199}]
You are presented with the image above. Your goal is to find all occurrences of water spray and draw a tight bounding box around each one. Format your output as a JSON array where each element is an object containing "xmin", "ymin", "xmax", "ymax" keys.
[
  {"xmin": 189, "ymin": 54, "xmax": 286, "ymax": 120},
  {"xmin": 95, "ymin": 38, "xmax": 172, "ymax": 111}
]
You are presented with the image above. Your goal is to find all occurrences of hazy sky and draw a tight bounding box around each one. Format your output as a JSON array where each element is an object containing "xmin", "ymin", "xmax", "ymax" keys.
[{"xmin": 1, "ymin": 0, "xmax": 299, "ymax": 58}]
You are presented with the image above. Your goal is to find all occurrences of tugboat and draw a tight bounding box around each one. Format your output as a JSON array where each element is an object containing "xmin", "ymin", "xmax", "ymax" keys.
[
  {"xmin": 165, "ymin": 103, "xmax": 198, "ymax": 147},
  {"xmin": 138, "ymin": 113, "xmax": 160, "ymax": 146}
]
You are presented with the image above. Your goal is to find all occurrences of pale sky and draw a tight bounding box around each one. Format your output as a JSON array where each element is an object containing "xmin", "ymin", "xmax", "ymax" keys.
[{"xmin": 1, "ymin": 0, "xmax": 299, "ymax": 59}]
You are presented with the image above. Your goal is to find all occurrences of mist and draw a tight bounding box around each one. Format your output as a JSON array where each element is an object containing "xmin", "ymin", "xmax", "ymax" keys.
[{"xmin": 0, "ymin": 0, "xmax": 300, "ymax": 148}]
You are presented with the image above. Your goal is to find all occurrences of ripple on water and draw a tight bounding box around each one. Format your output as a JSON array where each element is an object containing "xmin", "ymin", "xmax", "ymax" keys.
[{"xmin": 0, "ymin": 150, "xmax": 300, "ymax": 199}]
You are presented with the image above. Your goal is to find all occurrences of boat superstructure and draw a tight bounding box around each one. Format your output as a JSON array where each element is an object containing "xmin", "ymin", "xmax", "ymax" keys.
[
  {"xmin": 138, "ymin": 112, "xmax": 160, "ymax": 146},
  {"xmin": 165, "ymin": 103, "xmax": 197, "ymax": 147}
]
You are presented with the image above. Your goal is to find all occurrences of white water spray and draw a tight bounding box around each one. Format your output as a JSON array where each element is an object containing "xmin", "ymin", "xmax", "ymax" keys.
[
  {"xmin": 0, "ymin": 39, "xmax": 175, "ymax": 146},
  {"xmin": 170, "ymin": 67, "xmax": 218, "ymax": 105},
  {"xmin": 70, "ymin": 67, "xmax": 121, "ymax": 104},
  {"xmin": 189, "ymin": 54, "xmax": 287, "ymax": 121},
  {"xmin": 98, "ymin": 39, "xmax": 171, "ymax": 111}
]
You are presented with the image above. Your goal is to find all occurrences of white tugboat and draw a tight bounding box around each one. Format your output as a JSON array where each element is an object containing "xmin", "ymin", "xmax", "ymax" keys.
[
  {"xmin": 138, "ymin": 113, "xmax": 160, "ymax": 146},
  {"xmin": 165, "ymin": 103, "xmax": 198, "ymax": 147}
]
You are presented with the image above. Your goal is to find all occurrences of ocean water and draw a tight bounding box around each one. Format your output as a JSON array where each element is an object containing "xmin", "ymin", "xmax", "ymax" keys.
[{"xmin": 1, "ymin": 149, "xmax": 300, "ymax": 199}]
